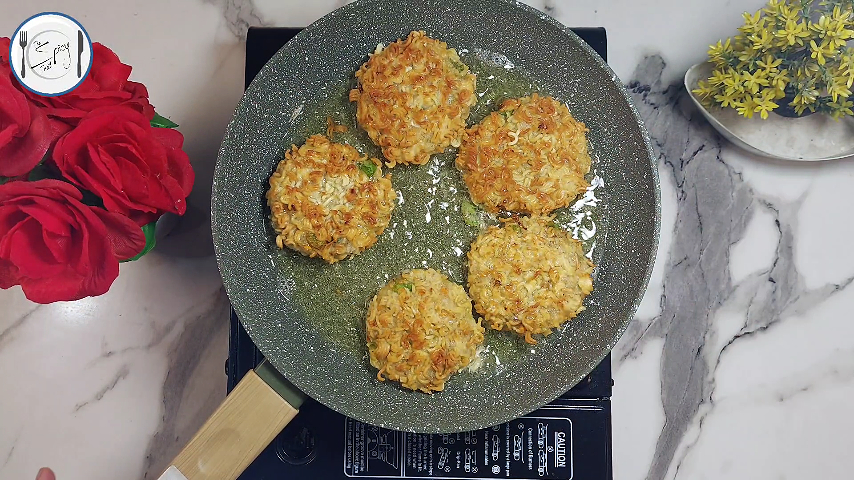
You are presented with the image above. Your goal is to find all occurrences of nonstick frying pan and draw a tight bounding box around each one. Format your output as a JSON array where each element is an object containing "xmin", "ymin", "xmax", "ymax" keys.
[{"xmin": 158, "ymin": 1, "xmax": 660, "ymax": 478}]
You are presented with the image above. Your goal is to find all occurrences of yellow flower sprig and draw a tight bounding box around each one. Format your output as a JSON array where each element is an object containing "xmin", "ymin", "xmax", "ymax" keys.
[{"xmin": 694, "ymin": 0, "xmax": 854, "ymax": 119}]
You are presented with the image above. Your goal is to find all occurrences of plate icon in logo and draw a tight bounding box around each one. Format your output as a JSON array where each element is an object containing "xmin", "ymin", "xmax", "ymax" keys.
[{"xmin": 8, "ymin": 12, "xmax": 92, "ymax": 96}]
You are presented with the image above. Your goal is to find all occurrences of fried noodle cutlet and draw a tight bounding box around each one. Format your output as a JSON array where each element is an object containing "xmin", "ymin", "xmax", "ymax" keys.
[
  {"xmin": 366, "ymin": 268, "xmax": 485, "ymax": 393},
  {"xmin": 456, "ymin": 94, "xmax": 592, "ymax": 215},
  {"xmin": 466, "ymin": 215, "xmax": 594, "ymax": 344},
  {"xmin": 265, "ymin": 134, "xmax": 396, "ymax": 263},
  {"xmin": 349, "ymin": 30, "xmax": 477, "ymax": 167}
]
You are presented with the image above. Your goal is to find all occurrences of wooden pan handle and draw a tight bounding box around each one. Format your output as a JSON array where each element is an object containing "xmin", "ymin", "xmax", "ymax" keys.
[{"xmin": 157, "ymin": 369, "xmax": 299, "ymax": 480}]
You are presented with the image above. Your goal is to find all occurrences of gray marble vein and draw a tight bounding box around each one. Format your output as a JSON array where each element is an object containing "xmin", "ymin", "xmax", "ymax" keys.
[
  {"xmin": 73, "ymin": 365, "xmax": 131, "ymax": 413},
  {"xmin": 91, "ymin": 315, "xmax": 181, "ymax": 366},
  {"xmin": 2, "ymin": 431, "xmax": 18, "ymax": 468},
  {"xmin": 0, "ymin": 306, "xmax": 39, "ymax": 351},
  {"xmin": 617, "ymin": 55, "xmax": 854, "ymax": 480},
  {"xmin": 672, "ymin": 201, "xmax": 854, "ymax": 475},
  {"xmin": 620, "ymin": 55, "xmax": 753, "ymax": 480},
  {"xmin": 773, "ymin": 349, "xmax": 854, "ymax": 403},
  {"xmin": 713, "ymin": 199, "xmax": 854, "ymax": 375},
  {"xmin": 142, "ymin": 288, "xmax": 230, "ymax": 479},
  {"xmin": 542, "ymin": 0, "xmax": 557, "ymax": 15},
  {"xmin": 204, "ymin": 0, "xmax": 268, "ymax": 39}
]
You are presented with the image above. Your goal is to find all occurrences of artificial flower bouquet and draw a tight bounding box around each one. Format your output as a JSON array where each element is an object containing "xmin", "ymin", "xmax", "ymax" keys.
[
  {"xmin": 693, "ymin": 0, "xmax": 854, "ymax": 119},
  {"xmin": 0, "ymin": 39, "xmax": 194, "ymax": 303}
]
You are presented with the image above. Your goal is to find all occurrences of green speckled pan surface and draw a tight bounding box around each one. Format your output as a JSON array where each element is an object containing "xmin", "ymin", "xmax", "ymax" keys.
[{"xmin": 211, "ymin": 0, "xmax": 660, "ymax": 433}]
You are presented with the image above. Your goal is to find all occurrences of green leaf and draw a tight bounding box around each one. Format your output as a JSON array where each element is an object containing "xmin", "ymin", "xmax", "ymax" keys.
[
  {"xmin": 122, "ymin": 222, "xmax": 157, "ymax": 262},
  {"xmin": 151, "ymin": 112, "xmax": 179, "ymax": 128},
  {"xmin": 26, "ymin": 158, "xmax": 60, "ymax": 182},
  {"xmin": 450, "ymin": 59, "xmax": 467, "ymax": 72},
  {"xmin": 358, "ymin": 160, "xmax": 377, "ymax": 178},
  {"xmin": 79, "ymin": 188, "xmax": 105, "ymax": 208},
  {"xmin": 461, "ymin": 199, "xmax": 481, "ymax": 227},
  {"xmin": 499, "ymin": 109, "xmax": 515, "ymax": 121},
  {"xmin": 305, "ymin": 232, "xmax": 325, "ymax": 249},
  {"xmin": 394, "ymin": 282, "xmax": 414, "ymax": 292},
  {"xmin": 27, "ymin": 167, "xmax": 50, "ymax": 182}
]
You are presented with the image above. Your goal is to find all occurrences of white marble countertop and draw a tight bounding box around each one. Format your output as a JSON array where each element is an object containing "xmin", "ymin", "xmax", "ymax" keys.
[{"xmin": 2, "ymin": 1, "xmax": 854, "ymax": 479}]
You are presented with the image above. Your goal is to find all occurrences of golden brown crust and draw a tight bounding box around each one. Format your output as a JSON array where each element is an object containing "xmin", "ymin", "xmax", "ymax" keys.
[
  {"xmin": 466, "ymin": 216, "xmax": 594, "ymax": 344},
  {"xmin": 366, "ymin": 268, "xmax": 485, "ymax": 393},
  {"xmin": 265, "ymin": 134, "xmax": 396, "ymax": 263},
  {"xmin": 456, "ymin": 94, "xmax": 592, "ymax": 215},
  {"xmin": 349, "ymin": 31, "xmax": 477, "ymax": 167}
]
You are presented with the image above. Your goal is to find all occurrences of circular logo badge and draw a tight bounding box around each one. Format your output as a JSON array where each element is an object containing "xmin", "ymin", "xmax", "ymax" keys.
[{"xmin": 8, "ymin": 12, "xmax": 93, "ymax": 97}]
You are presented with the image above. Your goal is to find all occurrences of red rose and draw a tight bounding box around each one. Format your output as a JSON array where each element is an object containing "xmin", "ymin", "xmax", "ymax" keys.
[
  {"xmin": 0, "ymin": 179, "xmax": 145, "ymax": 303},
  {"xmin": 51, "ymin": 106, "xmax": 194, "ymax": 226},
  {"xmin": 20, "ymin": 42, "xmax": 154, "ymax": 126},
  {"xmin": 0, "ymin": 37, "xmax": 9, "ymax": 71},
  {"xmin": 0, "ymin": 69, "xmax": 57, "ymax": 178}
]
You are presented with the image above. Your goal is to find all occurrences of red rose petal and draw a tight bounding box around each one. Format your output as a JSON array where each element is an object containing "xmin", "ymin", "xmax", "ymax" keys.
[
  {"xmin": 133, "ymin": 139, "xmax": 169, "ymax": 178},
  {"xmin": 0, "ymin": 258, "xmax": 21, "ymax": 289},
  {"xmin": 0, "ymin": 76, "xmax": 29, "ymax": 124},
  {"xmin": 0, "ymin": 37, "xmax": 10, "ymax": 68},
  {"xmin": 91, "ymin": 43, "xmax": 122, "ymax": 69},
  {"xmin": 73, "ymin": 91, "xmax": 134, "ymax": 113},
  {"xmin": 30, "ymin": 196, "xmax": 77, "ymax": 227},
  {"xmin": 52, "ymin": 113, "xmax": 123, "ymax": 188},
  {"xmin": 66, "ymin": 208, "xmax": 100, "ymax": 277},
  {"xmin": 114, "ymin": 157, "xmax": 155, "ymax": 203},
  {"xmin": 121, "ymin": 113, "xmax": 154, "ymax": 135},
  {"xmin": 91, "ymin": 144, "xmax": 125, "ymax": 190},
  {"xmin": 0, "ymin": 122, "xmax": 17, "ymax": 147},
  {"xmin": 0, "ymin": 208, "xmax": 27, "ymax": 242},
  {"xmin": 0, "ymin": 216, "xmax": 20, "ymax": 257},
  {"xmin": 90, "ymin": 208, "xmax": 146, "ymax": 260},
  {"xmin": 125, "ymin": 80, "xmax": 149, "ymax": 99},
  {"xmin": 155, "ymin": 175, "xmax": 188, "ymax": 216},
  {"xmin": 70, "ymin": 160, "xmax": 130, "ymax": 215},
  {"xmin": 17, "ymin": 267, "xmax": 88, "ymax": 304},
  {"xmin": 133, "ymin": 98, "xmax": 156, "ymax": 121},
  {"xmin": 0, "ymin": 178, "xmax": 82, "ymax": 200},
  {"xmin": 130, "ymin": 211, "xmax": 161, "ymax": 227},
  {"xmin": 103, "ymin": 141, "xmax": 147, "ymax": 168},
  {"xmin": 71, "ymin": 205, "xmax": 121, "ymax": 289},
  {"xmin": 18, "ymin": 202, "xmax": 73, "ymax": 236},
  {"xmin": 49, "ymin": 118, "xmax": 73, "ymax": 138},
  {"xmin": 0, "ymin": 102, "xmax": 55, "ymax": 177},
  {"xmin": 77, "ymin": 257, "xmax": 120, "ymax": 300},
  {"xmin": 167, "ymin": 148, "xmax": 195, "ymax": 197},
  {"xmin": 42, "ymin": 229, "xmax": 70, "ymax": 264},
  {"xmin": 151, "ymin": 126, "xmax": 185, "ymax": 150},
  {"xmin": 35, "ymin": 106, "xmax": 86, "ymax": 125},
  {"xmin": 94, "ymin": 62, "xmax": 133, "ymax": 91},
  {"xmin": 50, "ymin": 121, "xmax": 83, "ymax": 161},
  {"xmin": 8, "ymin": 217, "xmax": 67, "ymax": 278},
  {"xmin": 100, "ymin": 133, "xmax": 137, "ymax": 147},
  {"xmin": 0, "ymin": 72, "xmax": 57, "ymax": 177},
  {"xmin": 86, "ymin": 105, "xmax": 149, "ymax": 128}
]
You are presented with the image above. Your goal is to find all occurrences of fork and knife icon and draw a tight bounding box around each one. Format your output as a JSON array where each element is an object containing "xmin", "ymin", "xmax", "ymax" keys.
[
  {"xmin": 18, "ymin": 30, "xmax": 26, "ymax": 78},
  {"xmin": 17, "ymin": 29, "xmax": 84, "ymax": 79}
]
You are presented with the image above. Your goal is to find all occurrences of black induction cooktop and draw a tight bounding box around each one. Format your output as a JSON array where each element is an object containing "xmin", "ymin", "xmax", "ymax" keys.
[{"xmin": 228, "ymin": 25, "xmax": 613, "ymax": 480}]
